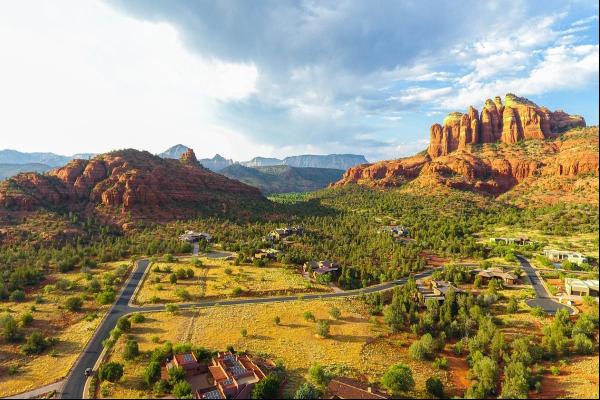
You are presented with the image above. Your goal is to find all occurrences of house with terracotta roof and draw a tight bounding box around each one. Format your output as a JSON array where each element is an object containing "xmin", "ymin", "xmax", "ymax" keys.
[
  {"xmin": 197, "ymin": 352, "xmax": 266, "ymax": 400},
  {"xmin": 162, "ymin": 352, "xmax": 207, "ymax": 381},
  {"xmin": 326, "ymin": 377, "xmax": 389, "ymax": 399}
]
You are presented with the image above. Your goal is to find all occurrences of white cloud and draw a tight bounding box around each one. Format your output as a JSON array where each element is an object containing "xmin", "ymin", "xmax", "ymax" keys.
[{"xmin": 0, "ymin": 0, "xmax": 257, "ymax": 158}]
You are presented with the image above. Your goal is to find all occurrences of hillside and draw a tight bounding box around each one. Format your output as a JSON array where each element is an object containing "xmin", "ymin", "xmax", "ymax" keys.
[
  {"xmin": 220, "ymin": 164, "xmax": 344, "ymax": 194},
  {"xmin": 335, "ymin": 94, "xmax": 598, "ymax": 205},
  {"xmin": 0, "ymin": 148, "xmax": 267, "ymax": 228}
]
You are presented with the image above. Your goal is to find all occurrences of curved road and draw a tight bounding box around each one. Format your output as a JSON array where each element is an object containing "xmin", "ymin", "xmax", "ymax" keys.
[
  {"xmin": 59, "ymin": 261, "xmax": 436, "ymax": 399},
  {"xmin": 518, "ymin": 256, "xmax": 574, "ymax": 315}
]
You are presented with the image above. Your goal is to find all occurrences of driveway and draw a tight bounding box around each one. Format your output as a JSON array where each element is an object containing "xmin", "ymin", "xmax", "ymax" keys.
[{"xmin": 518, "ymin": 256, "xmax": 574, "ymax": 315}]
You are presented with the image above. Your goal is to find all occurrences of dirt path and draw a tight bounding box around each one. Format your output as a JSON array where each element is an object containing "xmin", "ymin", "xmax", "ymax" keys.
[{"xmin": 4, "ymin": 380, "xmax": 64, "ymax": 399}]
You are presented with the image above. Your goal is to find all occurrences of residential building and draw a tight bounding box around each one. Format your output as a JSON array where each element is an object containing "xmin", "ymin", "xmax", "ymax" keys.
[
  {"xmin": 489, "ymin": 237, "xmax": 532, "ymax": 246},
  {"xmin": 198, "ymin": 352, "xmax": 266, "ymax": 400},
  {"xmin": 543, "ymin": 250, "xmax": 588, "ymax": 265},
  {"xmin": 326, "ymin": 377, "xmax": 389, "ymax": 399},
  {"xmin": 565, "ymin": 278, "xmax": 599, "ymax": 297},
  {"xmin": 303, "ymin": 260, "xmax": 340, "ymax": 279},
  {"xmin": 163, "ymin": 352, "xmax": 207, "ymax": 380},
  {"xmin": 431, "ymin": 280, "xmax": 464, "ymax": 296},
  {"xmin": 473, "ymin": 268, "xmax": 519, "ymax": 285},
  {"xmin": 180, "ymin": 230, "xmax": 212, "ymax": 243},
  {"xmin": 266, "ymin": 226, "xmax": 304, "ymax": 241},
  {"xmin": 380, "ymin": 225, "xmax": 409, "ymax": 238}
]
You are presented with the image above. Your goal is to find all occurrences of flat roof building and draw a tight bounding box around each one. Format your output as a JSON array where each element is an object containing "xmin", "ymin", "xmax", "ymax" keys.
[{"xmin": 565, "ymin": 278, "xmax": 599, "ymax": 297}]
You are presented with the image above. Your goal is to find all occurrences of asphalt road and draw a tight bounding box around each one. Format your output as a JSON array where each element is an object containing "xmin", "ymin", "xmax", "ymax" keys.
[
  {"xmin": 59, "ymin": 259, "xmax": 150, "ymax": 399},
  {"xmin": 59, "ymin": 262, "xmax": 435, "ymax": 399},
  {"xmin": 518, "ymin": 256, "xmax": 573, "ymax": 315}
]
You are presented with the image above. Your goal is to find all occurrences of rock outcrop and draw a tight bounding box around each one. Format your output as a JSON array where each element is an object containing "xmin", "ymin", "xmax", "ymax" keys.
[
  {"xmin": 428, "ymin": 93, "xmax": 586, "ymax": 158},
  {"xmin": 0, "ymin": 149, "xmax": 266, "ymax": 227}
]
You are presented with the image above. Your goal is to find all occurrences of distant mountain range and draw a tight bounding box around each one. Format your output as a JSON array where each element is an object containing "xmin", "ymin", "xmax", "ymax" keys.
[
  {"xmin": 0, "ymin": 150, "xmax": 95, "ymax": 180},
  {"xmin": 220, "ymin": 164, "xmax": 344, "ymax": 194},
  {"xmin": 158, "ymin": 144, "xmax": 368, "ymax": 171}
]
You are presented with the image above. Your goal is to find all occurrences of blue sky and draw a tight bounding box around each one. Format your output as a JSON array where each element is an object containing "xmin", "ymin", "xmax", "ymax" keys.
[{"xmin": 0, "ymin": 0, "xmax": 598, "ymax": 161}]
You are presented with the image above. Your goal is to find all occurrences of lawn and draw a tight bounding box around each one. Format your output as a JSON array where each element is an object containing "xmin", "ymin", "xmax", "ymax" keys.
[
  {"xmin": 0, "ymin": 261, "xmax": 133, "ymax": 397},
  {"xmin": 100, "ymin": 298, "xmax": 454, "ymax": 399},
  {"xmin": 133, "ymin": 257, "xmax": 332, "ymax": 304}
]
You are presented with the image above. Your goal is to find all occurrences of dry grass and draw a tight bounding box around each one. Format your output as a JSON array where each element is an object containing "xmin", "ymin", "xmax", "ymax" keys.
[
  {"xmin": 134, "ymin": 258, "xmax": 331, "ymax": 304},
  {"xmin": 0, "ymin": 261, "xmax": 132, "ymax": 397},
  {"xmin": 532, "ymin": 356, "xmax": 599, "ymax": 399},
  {"xmin": 103, "ymin": 299, "xmax": 449, "ymax": 398}
]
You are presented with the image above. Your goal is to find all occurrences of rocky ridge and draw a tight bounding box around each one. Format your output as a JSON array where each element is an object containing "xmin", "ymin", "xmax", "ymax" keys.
[{"xmin": 0, "ymin": 149, "xmax": 266, "ymax": 227}]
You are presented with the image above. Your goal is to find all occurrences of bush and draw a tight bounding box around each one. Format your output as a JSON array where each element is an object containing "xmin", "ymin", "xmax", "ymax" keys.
[
  {"xmin": 175, "ymin": 288, "xmax": 191, "ymax": 300},
  {"xmin": 316, "ymin": 320, "xmax": 330, "ymax": 338},
  {"xmin": 168, "ymin": 366, "xmax": 186, "ymax": 384},
  {"xmin": 123, "ymin": 340, "xmax": 139, "ymax": 360},
  {"xmin": 130, "ymin": 313, "xmax": 146, "ymax": 323},
  {"xmin": 303, "ymin": 311, "xmax": 316, "ymax": 322},
  {"xmin": 169, "ymin": 273, "xmax": 177, "ymax": 284},
  {"xmin": 329, "ymin": 307, "xmax": 341, "ymax": 320},
  {"xmin": 21, "ymin": 331, "xmax": 48, "ymax": 355},
  {"xmin": 573, "ymin": 333, "xmax": 594, "ymax": 355},
  {"xmin": 308, "ymin": 364, "xmax": 329, "ymax": 386},
  {"xmin": 507, "ymin": 297, "xmax": 519, "ymax": 314},
  {"xmin": 65, "ymin": 296, "xmax": 84, "ymax": 312},
  {"xmin": 381, "ymin": 363, "xmax": 415, "ymax": 394},
  {"xmin": 9, "ymin": 290, "xmax": 26, "ymax": 302},
  {"xmin": 153, "ymin": 380, "xmax": 169, "ymax": 396},
  {"xmin": 273, "ymin": 316, "xmax": 281, "ymax": 325},
  {"xmin": 426, "ymin": 376, "xmax": 444, "ymax": 398},
  {"xmin": 294, "ymin": 382, "xmax": 320, "ymax": 399},
  {"xmin": 241, "ymin": 328, "xmax": 248, "ymax": 337},
  {"xmin": 173, "ymin": 380, "xmax": 192, "ymax": 399},
  {"xmin": 433, "ymin": 357, "xmax": 448, "ymax": 370},
  {"xmin": 96, "ymin": 290, "xmax": 116, "ymax": 305},
  {"xmin": 98, "ymin": 362, "xmax": 124, "ymax": 382},
  {"xmin": 251, "ymin": 373, "xmax": 280, "ymax": 399},
  {"xmin": 116, "ymin": 317, "xmax": 131, "ymax": 332},
  {"xmin": 166, "ymin": 304, "xmax": 180, "ymax": 314},
  {"xmin": 20, "ymin": 313, "xmax": 34, "ymax": 327},
  {"xmin": 531, "ymin": 306, "xmax": 546, "ymax": 318},
  {"xmin": 0, "ymin": 313, "xmax": 21, "ymax": 342},
  {"xmin": 143, "ymin": 361, "xmax": 161, "ymax": 386}
]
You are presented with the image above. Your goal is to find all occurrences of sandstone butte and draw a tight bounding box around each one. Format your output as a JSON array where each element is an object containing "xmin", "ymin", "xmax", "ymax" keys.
[
  {"xmin": 0, "ymin": 148, "xmax": 266, "ymax": 228},
  {"xmin": 335, "ymin": 94, "xmax": 598, "ymax": 204}
]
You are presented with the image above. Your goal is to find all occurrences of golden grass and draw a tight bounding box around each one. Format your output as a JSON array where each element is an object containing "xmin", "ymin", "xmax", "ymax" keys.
[
  {"xmin": 0, "ymin": 261, "xmax": 131, "ymax": 397},
  {"xmin": 134, "ymin": 258, "xmax": 331, "ymax": 304},
  {"xmin": 104, "ymin": 299, "xmax": 450, "ymax": 399}
]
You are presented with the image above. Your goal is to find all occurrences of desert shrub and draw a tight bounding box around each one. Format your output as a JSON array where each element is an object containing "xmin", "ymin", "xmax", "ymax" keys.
[
  {"xmin": 169, "ymin": 273, "xmax": 177, "ymax": 284},
  {"xmin": 168, "ymin": 366, "xmax": 186, "ymax": 384},
  {"xmin": 381, "ymin": 363, "xmax": 415, "ymax": 394},
  {"xmin": 329, "ymin": 307, "xmax": 341, "ymax": 320},
  {"xmin": 0, "ymin": 313, "xmax": 21, "ymax": 342},
  {"xmin": 96, "ymin": 290, "xmax": 116, "ymax": 305},
  {"xmin": 123, "ymin": 339, "xmax": 139, "ymax": 360},
  {"xmin": 116, "ymin": 317, "xmax": 131, "ymax": 332},
  {"xmin": 173, "ymin": 380, "xmax": 192, "ymax": 399},
  {"xmin": 573, "ymin": 333, "xmax": 594, "ymax": 355},
  {"xmin": 21, "ymin": 331, "xmax": 48, "ymax": 355},
  {"xmin": 9, "ymin": 290, "xmax": 26, "ymax": 302},
  {"xmin": 426, "ymin": 376, "xmax": 444, "ymax": 398},
  {"xmin": 433, "ymin": 357, "xmax": 448, "ymax": 370},
  {"xmin": 20, "ymin": 313, "xmax": 34, "ymax": 327},
  {"xmin": 98, "ymin": 362, "xmax": 124, "ymax": 382},
  {"xmin": 294, "ymin": 382, "xmax": 320, "ymax": 399},
  {"xmin": 232, "ymin": 287, "xmax": 243, "ymax": 296},
  {"xmin": 143, "ymin": 361, "xmax": 161, "ymax": 386},
  {"xmin": 175, "ymin": 288, "xmax": 191, "ymax": 300},
  {"xmin": 316, "ymin": 320, "xmax": 330, "ymax": 338},
  {"xmin": 273, "ymin": 316, "xmax": 281, "ymax": 325},
  {"xmin": 65, "ymin": 296, "xmax": 83, "ymax": 312},
  {"xmin": 303, "ymin": 311, "xmax": 316, "ymax": 322},
  {"xmin": 153, "ymin": 380, "xmax": 169, "ymax": 395},
  {"xmin": 251, "ymin": 373, "xmax": 280, "ymax": 399},
  {"xmin": 241, "ymin": 328, "xmax": 248, "ymax": 337},
  {"xmin": 130, "ymin": 313, "xmax": 146, "ymax": 323},
  {"xmin": 308, "ymin": 364, "xmax": 329, "ymax": 387}
]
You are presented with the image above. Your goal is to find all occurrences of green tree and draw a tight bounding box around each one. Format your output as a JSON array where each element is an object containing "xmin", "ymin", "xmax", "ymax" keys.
[
  {"xmin": 168, "ymin": 366, "xmax": 186, "ymax": 384},
  {"xmin": 381, "ymin": 363, "xmax": 415, "ymax": 394},
  {"xmin": 294, "ymin": 383, "xmax": 320, "ymax": 399},
  {"xmin": 116, "ymin": 317, "xmax": 131, "ymax": 332},
  {"xmin": 573, "ymin": 333, "xmax": 594, "ymax": 355},
  {"xmin": 98, "ymin": 362, "xmax": 124, "ymax": 382},
  {"xmin": 65, "ymin": 296, "xmax": 83, "ymax": 312},
  {"xmin": 500, "ymin": 361, "xmax": 529, "ymax": 399},
  {"xmin": 507, "ymin": 297, "xmax": 518, "ymax": 314},
  {"xmin": 21, "ymin": 331, "xmax": 48, "ymax": 355},
  {"xmin": 143, "ymin": 361, "xmax": 161, "ymax": 386},
  {"xmin": 0, "ymin": 313, "xmax": 21, "ymax": 342},
  {"xmin": 329, "ymin": 307, "xmax": 341, "ymax": 320},
  {"xmin": 425, "ymin": 376, "xmax": 444, "ymax": 398},
  {"xmin": 315, "ymin": 320, "xmax": 330, "ymax": 338},
  {"xmin": 251, "ymin": 373, "xmax": 280, "ymax": 399},
  {"xmin": 123, "ymin": 339, "xmax": 139, "ymax": 360},
  {"xmin": 172, "ymin": 380, "xmax": 192, "ymax": 399}
]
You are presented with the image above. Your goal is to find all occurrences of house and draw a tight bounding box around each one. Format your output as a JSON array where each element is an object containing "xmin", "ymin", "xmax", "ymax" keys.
[
  {"xmin": 543, "ymin": 250, "xmax": 588, "ymax": 265},
  {"xmin": 431, "ymin": 280, "xmax": 464, "ymax": 296},
  {"xmin": 489, "ymin": 237, "xmax": 532, "ymax": 246},
  {"xmin": 180, "ymin": 230, "xmax": 212, "ymax": 243},
  {"xmin": 253, "ymin": 248, "xmax": 281, "ymax": 260},
  {"xmin": 326, "ymin": 377, "xmax": 389, "ymax": 399},
  {"xmin": 380, "ymin": 226, "xmax": 409, "ymax": 238},
  {"xmin": 474, "ymin": 268, "xmax": 519, "ymax": 285},
  {"xmin": 303, "ymin": 260, "xmax": 340, "ymax": 279},
  {"xmin": 197, "ymin": 352, "xmax": 266, "ymax": 400},
  {"xmin": 266, "ymin": 226, "xmax": 303, "ymax": 241},
  {"xmin": 565, "ymin": 278, "xmax": 599, "ymax": 297},
  {"xmin": 163, "ymin": 352, "xmax": 207, "ymax": 380}
]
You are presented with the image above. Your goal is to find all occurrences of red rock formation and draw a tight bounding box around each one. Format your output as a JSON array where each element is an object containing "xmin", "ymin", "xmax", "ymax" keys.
[
  {"xmin": 427, "ymin": 93, "xmax": 586, "ymax": 157},
  {"xmin": 0, "ymin": 149, "xmax": 266, "ymax": 227}
]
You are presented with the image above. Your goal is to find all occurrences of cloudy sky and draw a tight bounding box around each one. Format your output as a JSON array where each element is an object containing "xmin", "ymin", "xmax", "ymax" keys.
[{"xmin": 0, "ymin": 0, "xmax": 598, "ymax": 161}]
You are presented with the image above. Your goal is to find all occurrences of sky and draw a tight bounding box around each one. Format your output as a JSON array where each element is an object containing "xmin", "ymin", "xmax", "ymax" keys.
[{"xmin": 0, "ymin": 0, "xmax": 598, "ymax": 162}]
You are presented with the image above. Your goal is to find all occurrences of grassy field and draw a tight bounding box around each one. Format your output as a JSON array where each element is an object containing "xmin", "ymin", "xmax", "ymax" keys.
[
  {"xmin": 478, "ymin": 227, "xmax": 599, "ymax": 259},
  {"xmin": 133, "ymin": 257, "xmax": 332, "ymax": 304},
  {"xmin": 101, "ymin": 298, "xmax": 454, "ymax": 399},
  {"xmin": 0, "ymin": 261, "xmax": 132, "ymax": 397}
]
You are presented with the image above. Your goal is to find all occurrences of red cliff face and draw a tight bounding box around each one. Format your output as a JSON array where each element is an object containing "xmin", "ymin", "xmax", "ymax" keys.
[
  {"xmin": 428, "ymin": 93, "xmax": 586, "ymax": 157},
  {"xmin": 0, "ymin": 149, "xmax": 266, "ymax": 227}
]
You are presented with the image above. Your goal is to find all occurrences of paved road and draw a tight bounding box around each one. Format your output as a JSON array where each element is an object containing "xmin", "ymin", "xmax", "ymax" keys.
[
  {"xmin": 59, "ymin": 261, "xmax": 435, "ymax": 399},
  {"xmin": 518, "ymin": 256, "xmax": 574, "ymax": 315},
  {"xmin": 59, "ymin": 260, "xmax": 150, "ymax": 399}
]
